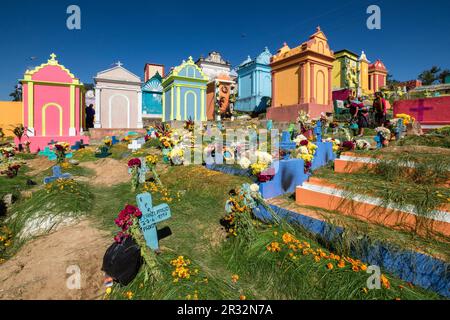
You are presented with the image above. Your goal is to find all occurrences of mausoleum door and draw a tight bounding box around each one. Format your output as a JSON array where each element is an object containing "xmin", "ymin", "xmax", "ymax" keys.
[
  {"xmin": 42, "ymin": 103, "xmax": 63, "ymax": 136},
  {"xmin": 109, "ymin": 94, "xmax": 130, "ymax": 128}
]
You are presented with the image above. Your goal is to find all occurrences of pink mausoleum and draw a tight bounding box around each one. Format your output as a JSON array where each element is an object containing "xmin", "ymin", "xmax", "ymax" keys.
[{"xmin": 18, "ymin": 53, "xmax": 89, "ymax": 152}]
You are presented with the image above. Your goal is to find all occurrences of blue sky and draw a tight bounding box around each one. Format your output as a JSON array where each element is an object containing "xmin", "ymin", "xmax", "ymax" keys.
[{"xmin": 0, "ymin": 0, "xmax": 449, "ymax": 99}]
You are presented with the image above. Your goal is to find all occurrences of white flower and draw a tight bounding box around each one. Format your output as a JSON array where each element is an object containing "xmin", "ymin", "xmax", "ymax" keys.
[
  {"xmin": 250, "ymin": 184, "xmax": 260, "ymax": 193},
  {"xmin": 299, "ymin": 146, "xmax": 309, "ymax": 154},
  {"xmin": 239, "ymin": 157, "xmax": 251, "ymax": 169}
]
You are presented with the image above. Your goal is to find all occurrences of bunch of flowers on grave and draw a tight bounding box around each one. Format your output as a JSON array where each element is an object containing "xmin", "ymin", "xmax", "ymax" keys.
[
  {"xmin": 24, "ymin": 141, "xmax": 31, "ymax": 154},
  {"xmin": 340, "ymin": 140, "xmax": 356, "ymax": 152},
  {"xmin": 0, "ymin": 163, "xmax": 21, "ymax": 178},
  {"xmin": 355, "ymin": 139, "xmax": 371, "ymax": 151},
  {"xmin": 238, "ymin": 151, "xmax": 274, "ymax": 182},
  {"xmin": 297, "ymin": 110, "xmax": 314, "ymax": 135},
  {"xmin": 145, "ymin": 155, "xmax": 163, "ymax": 186},
  {"xmin": 45, "ymin": 178, "xmax": 80, "ymax": 195},
  {"xmin": 128, "ymin": 158, "xmax": 142, "ymax": 192},
  {"xmin": 324, "ymin": 138, "xmax": 341, "ymax": 153},
  {"xmin": 395, "ymin": 114, "xmax": 415, "ymax": 126},
  {"xmin": 53, "ymin": 142, "xmax": 70, "ymax": 164},
  {"xmin": 293, "ymin": 135, "xmax": 318, "ymax": 174},
  {"xmin": 223, "ymin": 183, "xmax": 279, "ymax": 240},
  {"xmin": 0, "ymin": 225, "xmax": 13, "ymax": 262},
  {"xmin": 113, "ymin": 204, "xmax": 161, "ymax": 282},
  {"xmin": 184, "ymin": 119, "xmax": 195, "ymax": 132},
  {"xmin": 0, "ymin": 145, "xmax": 15, "ymax": 159},
  {"xmin": 168, "ymin": 145, "xmax": 185, "ymax": 166}
]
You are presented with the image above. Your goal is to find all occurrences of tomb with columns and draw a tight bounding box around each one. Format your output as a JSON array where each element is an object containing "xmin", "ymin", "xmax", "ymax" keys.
[
  {"xmin": 196, "ymin": 52, "xmax": 236, "ymax": 120},
  {"xmin": 162, "ymin": 57, "xmax": 208, "ymax": 122},
  {"xmin": 235, "ymin": 47, "xmax": 273, "ymax": 114},
  {"xmin": 267, "ymin": 27, "xmax": 335, "ymax": 121},
  {"xmin": 142, "ymin": 63, "xmax": 164, "ymax": 120},
  {"xmin": 18, "ymin": 53, "xmax": 89, "ymax": 152},
  {"xmin": 94, "ymin": 62, "xmax": 143, "ymax": 129}
]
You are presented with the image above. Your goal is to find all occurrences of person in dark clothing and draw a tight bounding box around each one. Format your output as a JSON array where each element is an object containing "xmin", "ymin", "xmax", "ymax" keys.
[
  {"xmin": 86, "ymin": 104, "xmax": 95, "ymax": 129},
  {"xmin": 373, "ymin": 92, "xmax": 387, "ymax": 127}
]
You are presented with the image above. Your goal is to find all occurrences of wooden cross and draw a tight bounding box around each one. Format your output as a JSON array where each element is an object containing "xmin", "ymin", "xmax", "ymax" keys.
[
  {"xmin": 111, "ymin": 136, "xmax": 119, "ymax": 145},
  {"xmin": 409, "ymin": 99, "xmax": 433, "ymax": 122},
  {"xmin": 136, "ymin": 192, "xmax": 172, "ymax": 250},
  {"xmin": 43, "ymin": 165, "xmax": 72, "ymax": 184}
]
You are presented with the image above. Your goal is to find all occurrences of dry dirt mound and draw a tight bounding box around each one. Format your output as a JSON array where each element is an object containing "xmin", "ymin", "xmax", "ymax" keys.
[
  {"xmin": 25, "ymin": 157, "xmax": 54, "ymax": 176},
  {"xmin": 0, "ymin": 220, "xmax": 110, "ymax": 300},
  {"xmin": 79, "ymin": 158, "xmax": 129, "ymax": 186}
]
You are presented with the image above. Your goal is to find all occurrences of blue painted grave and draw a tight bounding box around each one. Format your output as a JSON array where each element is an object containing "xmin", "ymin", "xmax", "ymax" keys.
[
  {"xmin": 136, "ymin": 192, "xmax": 172, "ymax": 250},
  {"xmin": 314, "ymin": 121, "xmax": 323, "ymax": 142},
  {"xmin": 95, "ymin": 146, "xmax": 112, "ymax": 158},
  {"xmin": 71, "ymin": 139, "xmax": 88, "ymax": 151},
  {"xmin": 111, "ymin": 136, "xmax": 120, "ymax": 145},
  {"xmin": 43, "ymin": 165, "xmax": 72, "ymax": 184},
  {"xmin": 395, "ymin": 119, "xmax": 405, "ymax": 141}
]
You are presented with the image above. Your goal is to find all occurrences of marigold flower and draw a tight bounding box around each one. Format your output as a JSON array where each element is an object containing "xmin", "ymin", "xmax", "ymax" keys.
[
  {"xmin": 231, "ymin": 275, "xmax": 239, "ymax": 283},
  {"xmin": 352, "ymin": 265, "xmax": 360, "ymax": 272},
  {"xmin": 381, "ymin": 274, "xmax": 390, "ymax": 289},
  {"xmin": 337, "ymin": 260, "xmax": 346, "ymax": 268},
  {"xmin": 239, "ymin": 295, "xmax": 247, "ymax": 300},
  {"xmin": 326, "ymin": 263, "xmax": 334, "ymax": 270}
]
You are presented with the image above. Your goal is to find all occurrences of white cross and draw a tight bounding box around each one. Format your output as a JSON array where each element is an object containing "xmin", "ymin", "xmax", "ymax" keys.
[
  {"xmin": 128, "ymin": 140, "xmax": 142, "ymax": 152},
  {"xmin": 116, "ymin": 61, "xmax": 123, "ymax": 67}
]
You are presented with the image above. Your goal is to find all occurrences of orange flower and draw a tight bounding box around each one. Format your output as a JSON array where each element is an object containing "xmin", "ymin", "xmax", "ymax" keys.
[
  {"xmin": 381, "ymin": 274, "xmax": 391, "ymax": 289},
  {"xmin": 231, "ymin": 274, "xmax": 239, "ymax": 283},
  {"xmin": 326, "ymin": 263, "xmax": 334, "ymax": 270},
  {"xmin": 360, "ymin": 264, "xmax": 368, "ymax": 271},
  {"xmin": 352, "ymin": 265, "xmax": 360, "ymax": 272},
  {"xmin": 239, "ymin": 295, "xmax": 247, "ymax": 300},
  {"xmin": 338, "ymin": 260, "xmax": 346, "ymax": 268},
  {"xmin": 314, "ymin": 256, "xmax": 321, "ymax": 263}
]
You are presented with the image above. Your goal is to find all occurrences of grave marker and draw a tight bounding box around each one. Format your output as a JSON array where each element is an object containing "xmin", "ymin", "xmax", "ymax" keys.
[
  {"xmin": 38, "ymin": 147, "xmax": 57, "ymax": 161},
  {"xmin": 128, "ymin": 140, "xmax": 142, "ymax": 152},
  {"xmin": 136, "ymin": 192, "xmax": 172, "ymax": 250},
  {"xmin": 314, "ymin": 121, "xmax": 323, "ymax": 142},
  {"xmin": 95, "ymin": 146, "xmax": 112, "ymax": 158},
  {"xmin": 71, "ymin": 139, "xmax": 88, "ymax": 151},
  {"xmin": 395, "ymin": 119, "xmax": 405, "ymax": 140},
  {"xmin": 43, "ymin": 165, "xmax": 72, "ymax": 184},
  {"xmin": 279, "ymin": 131, "xmax": 296, "ymax": 160},
  {"xmin": 111, "ymin": 136, "xmax": 120, "ymax": 145}
]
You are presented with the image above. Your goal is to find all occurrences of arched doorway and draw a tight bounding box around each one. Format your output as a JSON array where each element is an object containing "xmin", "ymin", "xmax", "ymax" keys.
[
  {"xmin": 109, "ymin": 94, "xmax": 130, "ymax": 128},
  {"xmin": 42, "ymin": 103, "xmax": 63, "ymax": 136}
]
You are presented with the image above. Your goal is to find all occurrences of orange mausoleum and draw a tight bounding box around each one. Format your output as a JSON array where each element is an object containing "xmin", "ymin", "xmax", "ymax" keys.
[{"xmin": 267, "ymin": 27, "xmax": 334, "ymax": 121}]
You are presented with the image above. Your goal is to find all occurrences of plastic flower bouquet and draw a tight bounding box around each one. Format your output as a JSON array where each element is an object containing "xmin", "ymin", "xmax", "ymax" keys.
[
  {"xmin": 54, "ymin": 142, "xmax": 70, "ymax": 164},
  {"xmin": 128, "ymin": 158, "xmax": 142, "ymax": 192}
]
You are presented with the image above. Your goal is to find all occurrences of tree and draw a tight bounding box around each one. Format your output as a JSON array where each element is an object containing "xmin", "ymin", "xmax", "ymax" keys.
[
  {"xmin": 386, "ymin": 73, "xmax": 400, "ymax": 90},
  {"xmin": 418, "ymin": 66, "xmax": 441, "ymax": 85},
  {"xmin": 439, "ymin": 69, "xmax": 450, "ymax": 84},
  {"xmin": 9, "ymin": 84, "xmax": 22, "ymax": 101}
]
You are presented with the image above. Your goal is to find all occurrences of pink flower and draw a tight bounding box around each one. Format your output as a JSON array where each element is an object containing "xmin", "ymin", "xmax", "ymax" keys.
[{"xmin": 300, "ymin": 140, "xmax": 309, "ymax": 146}]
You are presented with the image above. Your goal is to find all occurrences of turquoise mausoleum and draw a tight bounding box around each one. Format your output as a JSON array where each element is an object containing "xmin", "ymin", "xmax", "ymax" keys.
[
  {"xmin": 142, "ymin": 72, "xmax": 163, "ymax": 118},
  {"xmin": 162, "ymin": 57, "xmax": 208, "ymax": 121},
  {"xmin": 235, "ymin": 47, "xmax": 272, "ymax": 113}
]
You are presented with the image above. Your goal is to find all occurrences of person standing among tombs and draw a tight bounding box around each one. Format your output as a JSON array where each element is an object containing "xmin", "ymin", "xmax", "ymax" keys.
[
  {"xmin": 86, "ymin": 104, "xmax": 95, "ymax": 129},
  {"xmin": 373, "ymin": 92, "xmax": 387, "ymax": 127}
]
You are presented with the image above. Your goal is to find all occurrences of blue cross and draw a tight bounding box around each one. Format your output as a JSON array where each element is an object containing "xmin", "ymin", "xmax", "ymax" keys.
[
  {"xmin": 374, "ymin": 132, "xmax": 384, "ymax": 149},
  {"xmin": 279, "ymin": 131, "xmax": 296, "ymax": 160},
  {"xmin": 111, "ymin": 136, "xmax": 120, "ymax": 145},
  {"xmin": 43, "ymin": 165, "xmax": 72, "ymax": 184},
  {"xmin": 38, "ymin": 147, "xmax": 57, "ymax": 161},
  {"xmin": 136, "ymin": 192, "xmax": 172, "ymax": 250},
  {"xmin": 71, "ymin": 139, "xmax": 88, "ymax": 151},
  {"xmin": 95, "ymin": 146, "xmax": 112, "ymax": 158},
  {"xmin": 410, "ymin": 99, "xmax": 433, "ymax": 122},
  {"xmin": 314, "ymin": 121, "xmax": 323, "ymax": 142},
  {"xmin": 47, "ymin": 139, "xmax": 58, "ymax": 146}
]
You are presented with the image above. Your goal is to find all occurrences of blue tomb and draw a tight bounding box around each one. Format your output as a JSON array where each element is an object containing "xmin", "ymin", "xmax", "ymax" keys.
[
  {"xmin": 235, "ymin": 47, "xmax": 272, "ymax": 113},
  {"xmin": 142, "ymin": 71, "xmax": 163, "ymax": 119}
]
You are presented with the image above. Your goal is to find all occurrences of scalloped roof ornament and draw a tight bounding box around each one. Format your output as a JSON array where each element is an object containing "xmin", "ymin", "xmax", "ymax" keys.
[
  {"xmin": 369, "ymin": 59, "xmax": 387, "ymax": 72},
  {"xmin": 23, "ymin": 53, "xmax": 79, "ymax": 83},
  {"xmin": 256, "ymin": 47, "xmax": 272, "ymax": 65},
  {"xmin": 170, "ymin": 56, "xmax": 208, "ymax": 80}
]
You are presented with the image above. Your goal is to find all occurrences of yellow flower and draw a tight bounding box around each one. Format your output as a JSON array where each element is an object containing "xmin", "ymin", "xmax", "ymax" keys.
[
  {"xmin": 314, "ymin": 256, "xmax": 321, "ymax": 263},
  {"xmin": 362, "ymin": 288, "xmax": 369, "ymax": 294},
  {"xmin": 105, "ymin": 287, "xmax": 112, "ymax": 295},
  {"xmin": 125, "ymin": 291, "xmax": 133, "ymax": 299}
]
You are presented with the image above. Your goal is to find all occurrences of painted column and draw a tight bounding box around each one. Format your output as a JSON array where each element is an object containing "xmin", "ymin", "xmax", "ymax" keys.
[
  {"xmin": 137, "ymin": 90, "xmax": 143, "ymax": 128},
  {"xmin": 176, "ymin": 86, "xmax": 181, "ymax": 120},
  {"xmin": 69, "ymin": 84, "xmax": 76, "ymax": 136},
  {"xmin": 299, "ymin": 63, "xmax": 305, "ymax": 104},
  {"xmin": 271, "ymin": 71, "xmax": 276, "ymax": 107},
  {"xmin": 171, "ymin": 87, "xmax": 174, "ymax": 120},
  {"xmin": 201, "ymin": 88, "xmax": 205, "ymax": 121},
  {"xmin": 328, "ymin": 67, "xmax": 333, "ymax": 105},
  {"xmin": 94, "ymin": 87, "xmax": 102, "ymax": 128},
  {"xmin": 162, "ymin": 92, "xmax": 166, "ymax": 122},
  {"xmin": 27, "ymin": 82, "xmax": 35, "ymax": 136},
  {"xmin": 310, "ymin": 63, "xmax": 315, "ymax": 103}
]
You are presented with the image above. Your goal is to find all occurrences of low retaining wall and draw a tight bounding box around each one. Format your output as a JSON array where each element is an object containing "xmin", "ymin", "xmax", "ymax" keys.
[{"xmin": 253, "ymin": 204, "xmax": 450, "ymax": 298}]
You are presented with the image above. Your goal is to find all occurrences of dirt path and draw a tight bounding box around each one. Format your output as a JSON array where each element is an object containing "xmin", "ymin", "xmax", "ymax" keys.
[
  {"xmin": 79, "ymin": 158, "xmax": 129, "ymax": 186},
  {"xmin": 0, "ymin": 220, "xmax": 110, "ymax": 300}
]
